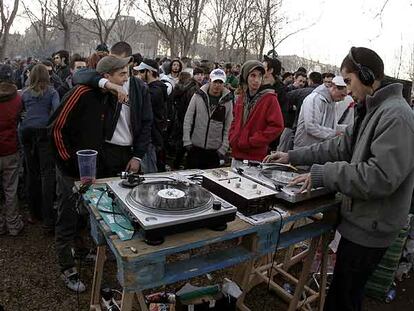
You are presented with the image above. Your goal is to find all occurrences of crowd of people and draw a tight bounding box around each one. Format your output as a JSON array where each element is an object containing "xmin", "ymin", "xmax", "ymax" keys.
[{"xmin": 1, "ymin": 41, "xmax": 413, "ymax": 311}]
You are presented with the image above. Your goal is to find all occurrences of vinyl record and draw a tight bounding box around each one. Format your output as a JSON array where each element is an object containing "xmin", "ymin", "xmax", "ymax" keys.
[{"xmin": 126, "ymin": 181, "xmax": 213, "ymax": 215}]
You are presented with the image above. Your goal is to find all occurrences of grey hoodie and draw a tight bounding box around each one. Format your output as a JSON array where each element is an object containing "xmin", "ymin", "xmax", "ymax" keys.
[
  {"xmin": 183, "ymin": 84, "xmax": 233, "ymax": 155},
  {"xmin": 293, "ymin": 84, "xmax": 337, "ymax": 149},
  {"xmin": 289, "ymin": 83, "xmax": 414, "ymax": 248}
]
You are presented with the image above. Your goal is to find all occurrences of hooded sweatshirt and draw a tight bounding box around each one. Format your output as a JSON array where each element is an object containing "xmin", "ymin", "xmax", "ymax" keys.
[
  {"xmin": 0, "ymin": 82, "xmax": 21, "ymax": 156},
  {"xmin": 293, "ymin": 84, "xmax": 337, "ymax": 149},
  {"xmin": 183, "ymin": 83, "xmax": 233, "ymax": 155},
  {"xmin": 229, "ymin": 88, "xmax": 284, "ymax": 161}
]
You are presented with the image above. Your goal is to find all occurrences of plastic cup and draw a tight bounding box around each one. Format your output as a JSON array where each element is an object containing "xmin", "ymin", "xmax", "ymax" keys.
[{"xmin": 76, "ymin": 149, "xmax": 98, "ymax": 184}]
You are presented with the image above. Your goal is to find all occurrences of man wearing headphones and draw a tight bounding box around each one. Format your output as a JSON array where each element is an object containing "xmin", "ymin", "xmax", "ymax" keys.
[{"xmin": 264, "ymin": 47, "xmax": 414, "ymax": 311}]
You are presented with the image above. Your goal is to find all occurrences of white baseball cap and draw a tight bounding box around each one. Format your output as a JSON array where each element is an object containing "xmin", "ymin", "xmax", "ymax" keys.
[
  {"xmin": 332, "ymin": 76, "xmax": 347, "ymax": 87},
  {"xmin": 209, "ymin": 69, "xmax": 226, "ymax": 83}
]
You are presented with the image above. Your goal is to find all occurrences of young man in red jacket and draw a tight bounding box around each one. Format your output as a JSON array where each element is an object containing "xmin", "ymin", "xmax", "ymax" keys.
[
  {"xmin": 229, "ymin": 60, "xmax": 284, "ymax": 166},
  {"xmin": 0, "ymin": 64, "xmax": 24, "ymax": 236}
]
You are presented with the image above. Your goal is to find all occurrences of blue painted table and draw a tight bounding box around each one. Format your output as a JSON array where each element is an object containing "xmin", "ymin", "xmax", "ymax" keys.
[{"xmin": 84, "ymin": 180, "xmax": 340, "ymax": 311}]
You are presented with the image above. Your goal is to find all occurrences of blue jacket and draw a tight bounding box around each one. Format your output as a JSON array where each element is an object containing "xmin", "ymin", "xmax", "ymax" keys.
[{"xmin": 21, "ymin": 86, "xmax": 60, "ymax": 129}]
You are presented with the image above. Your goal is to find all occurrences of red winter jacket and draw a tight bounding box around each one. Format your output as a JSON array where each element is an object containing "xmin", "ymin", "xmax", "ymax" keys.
[
  {"xmin": 229, "ymin": 90, "xmax": 284, "ymax": 161},
  {"xmin": 0, "ymin": 83, "xmax": 22, "ymax": 156}
]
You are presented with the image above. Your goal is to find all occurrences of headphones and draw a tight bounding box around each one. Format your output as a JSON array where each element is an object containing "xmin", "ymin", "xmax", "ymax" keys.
[{"xmin": 348, "ymin": 47, "xmax": 375, "ymax": 86}]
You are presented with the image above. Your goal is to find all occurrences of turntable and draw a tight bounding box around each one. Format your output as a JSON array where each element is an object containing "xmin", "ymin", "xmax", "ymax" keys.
[
  {"xmin": 106, "ymin": 175, "xmax": 237, "ymax": 244},
  {"xmin": 234, "ymin": 163, "xmax": 333, "ymax": 204}
]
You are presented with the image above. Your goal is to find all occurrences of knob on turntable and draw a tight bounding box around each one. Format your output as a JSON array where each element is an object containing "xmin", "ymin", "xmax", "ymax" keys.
[{"xmin": 213, "ymin": 201, "xmax": 222, "ymax": 210}]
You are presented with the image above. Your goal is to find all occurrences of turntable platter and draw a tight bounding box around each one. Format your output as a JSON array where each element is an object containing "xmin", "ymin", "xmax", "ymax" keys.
[
  {"xmin": 126, "ymin": 181, "xmax": 214, "ymax": 215},
  {"xmin": 260, "ymin": 167, "xmax": 299, "ymax": 186}
]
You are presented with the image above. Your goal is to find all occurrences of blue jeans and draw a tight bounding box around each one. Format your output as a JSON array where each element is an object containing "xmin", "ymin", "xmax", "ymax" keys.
[{"xmin": 141, "ymin": 143, "xmax": 158, "ymax": 174}]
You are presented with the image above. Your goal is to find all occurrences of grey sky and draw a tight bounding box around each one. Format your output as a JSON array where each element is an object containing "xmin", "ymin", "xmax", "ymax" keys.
[{"xmin": 10, "ymin": 0, "xmax": 414, "ymax": 78}]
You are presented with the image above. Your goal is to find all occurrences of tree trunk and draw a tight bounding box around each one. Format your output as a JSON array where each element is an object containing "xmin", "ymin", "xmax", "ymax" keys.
[
  {"xmin": 215, "ymin": 22, "xmax": 223, "ymax": 61},
  {"xmin": 258, "ymin": 0, "xmax": 270, "ymax": 59},
  {"xmin": 63, "ymin": 26, "xmax": 71, "ymax": 52},
  {"xmin": 170, "ymin": 39, "xmax": 178, "ymax": 58},
  {"xmin": 0, "ymin": 0, "xmax": 19, "ymax": 59},
  {"xmin": 0, "ymin": 30, "xmax": 9, "ymax": 59}
]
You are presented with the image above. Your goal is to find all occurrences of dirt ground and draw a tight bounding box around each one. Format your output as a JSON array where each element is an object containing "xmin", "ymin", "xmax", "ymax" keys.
[{"xmin": 1, "ymin": 209, "xmax": 414, "ymax": 311}]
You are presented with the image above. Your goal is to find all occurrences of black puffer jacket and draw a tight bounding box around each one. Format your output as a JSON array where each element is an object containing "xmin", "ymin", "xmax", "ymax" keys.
[
  {"xmin": 174, "ymin": 79, "xmax": 200, "ymax": 124},
  {"xmin": 148, "ymin": 80, "xmax": 168, "ymax": 148}
]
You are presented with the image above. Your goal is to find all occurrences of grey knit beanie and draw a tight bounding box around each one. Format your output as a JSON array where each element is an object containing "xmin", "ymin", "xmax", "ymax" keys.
[{"xmin": 240, "ymin": 60, "xmax": 265, "ymax": 84}]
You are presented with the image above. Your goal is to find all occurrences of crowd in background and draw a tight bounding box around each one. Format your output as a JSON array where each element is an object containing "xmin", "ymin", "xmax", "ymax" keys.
[{"xmin": 1, "ymin": 41, "xmax": 412, "ymax": 308}]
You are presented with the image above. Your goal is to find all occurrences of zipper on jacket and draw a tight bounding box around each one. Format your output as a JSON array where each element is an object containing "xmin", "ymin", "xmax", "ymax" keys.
[
  {"xmin": 203, "ymin": 93, "xmax": 212, "ymax": 149},
  {"xmin": 201, "ymin": 90, "xmax": 229, "ymax": 149}
]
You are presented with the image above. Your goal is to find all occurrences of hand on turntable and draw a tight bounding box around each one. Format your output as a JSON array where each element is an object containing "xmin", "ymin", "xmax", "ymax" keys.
[
  {"xmin": 126, "ymin": 157, "xmax": 140, "ymax": 173},
  {"xmin": 263, "ymin": 151, "xmax": 289, "ymax": 164},
  {"xmin": 288, "ymin": 173, "xmax": 311, "ymax": 193}
]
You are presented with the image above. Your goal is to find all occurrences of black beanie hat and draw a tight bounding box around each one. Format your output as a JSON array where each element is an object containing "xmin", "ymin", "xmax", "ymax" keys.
[{"xmin": 193, "ymin": 67, "xmax": 204, "ymax": 75}]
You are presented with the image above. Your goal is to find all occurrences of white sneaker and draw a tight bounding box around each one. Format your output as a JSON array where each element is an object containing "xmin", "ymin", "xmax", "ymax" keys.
[{"xmin": 61, "ymin": 267, "xmax": 86, "ymax": 293}]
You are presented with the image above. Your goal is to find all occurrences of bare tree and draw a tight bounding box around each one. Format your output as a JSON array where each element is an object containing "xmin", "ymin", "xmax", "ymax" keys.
[
  {"xmin": 208, "ymin": 0, "xmax": 233, "ymax": 60},
  {"xmin": 208, "ymin": 0, "xmax": 316, "ymax": 63},
  {"xmin": 140, "ymin": 0, "xmax": 206, "ymax": 57},
  {"xmin": 393, "ymin": 35, "xmax": 404, "ymax": 79},
  {"xmin": 0, "ymin": 0, "xmax": 19, "ymax": 59},
  {"xmin": 410, "ymin": 44, "xmax": 414, "ymax": 96},
  {"xmin": 410, "ymin": 45, "xmax": 414, "ymax": 80},
  {"xmin": 51, "ymin": 0, "xmax": 80, "ymax": 51},
  {"xmin": 22, "ymin": 0, "xmax": 55, "ymax": 51},
  {"xmin": 209, "ymin": 0, "xmax": 258, "ymax": 62},
  {"xmin": 79, "ymin": 0, "xmax": 125, "ymax": 45},
  {"xmin": 266, "ymin": 1, "xmax": 318, "ymax": 57},
  {"xmin": 111, "ymin": 12, "xmax": 139, "ymax": 43},
  {"xmin": 229, "ymin": 0, "xmax": 260, "ymax": 62},
  {"xmin": 256, "ymin": 0, "xmax": 273, "ymax": 59}
]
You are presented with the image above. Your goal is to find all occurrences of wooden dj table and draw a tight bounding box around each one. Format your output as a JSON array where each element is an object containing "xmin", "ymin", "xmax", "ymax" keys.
[{"xmin": 84, "ymin": 177, "xmax": 340, "ymax": 311}]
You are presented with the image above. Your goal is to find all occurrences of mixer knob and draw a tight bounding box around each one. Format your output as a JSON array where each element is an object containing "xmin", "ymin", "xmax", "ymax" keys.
[{"xmin": 213, "ymin": 201, "xmax": 222, "ymax": 210}]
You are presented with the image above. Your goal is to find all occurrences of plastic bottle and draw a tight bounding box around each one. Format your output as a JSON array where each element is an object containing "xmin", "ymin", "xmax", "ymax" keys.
[
  {"xmin": 385, "ymin": 288, "xmax": 396, "ymax": 303},
  {"xmin": 283, "ymin": 283, "xmax": 294, "ymax": 295}
]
